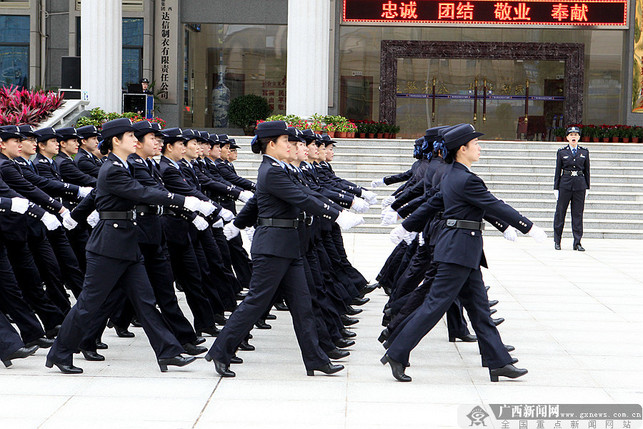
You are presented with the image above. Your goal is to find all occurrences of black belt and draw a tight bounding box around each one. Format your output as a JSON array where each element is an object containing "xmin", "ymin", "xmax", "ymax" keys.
[
  {"xmin": 135, "ymin": 205, "xmax": 163, "ymax": 216},
  {"xmin": 99, "ymin": 210, "xmax": 136, "ymax": 220},
  {"xmin": 562, "ymin": 170, "xmax": 584, "ymax": 177},
  {"xmin": 257, "ymin": 217, "xmax": 300, "ymax": 228},
  {"xmin": 445, "ymin": 219, "xmax": 485, "ymax": 231}
]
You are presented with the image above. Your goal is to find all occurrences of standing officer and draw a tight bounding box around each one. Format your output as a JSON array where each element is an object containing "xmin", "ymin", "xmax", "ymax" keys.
[
  {"xmin": 205, "ymin": 121, "xmax": 364, "ymax": 378},
  {"xmin": 553, "ymin": 126, "xmax": 590, "ymax": 251}
]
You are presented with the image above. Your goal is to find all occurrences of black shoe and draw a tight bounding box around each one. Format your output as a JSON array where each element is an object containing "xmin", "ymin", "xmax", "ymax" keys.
[
  {"xmin": 340, "ymin": 315, "xmax": 359, "ymax": 326},
  {"xmin": 198, "ymin": 326, "xmax": 220, "ymax": 337},
  {"xmin": 235, "ymin": 292, "xmax": 247, "ymax": 300},
  {"xmin": 204, "ymin": 353, "xmax": 235, "ymax": 377},
  {"xmin": 254, "ymin": 321, "xmax": 271, "ymax": 330},
  {"xmin": 95, "ymin": 340, "xmax": 108, "ymax": 350},
  {"xmin": 195, "ymin": 336, "xmax": 206, "ymax": 345},
  {"xmin": 351, "ymin": 296, "xmax": 370, "ymax": 306},
  {"xmin": 2, "ymin": 345, "xmax": 38, "ymax": 367},
  {"xmin": 555, "ymin": 243, "xmax": 561, "ymax": 250},
  {"xmin": 265, "ymin": 313, "xmax": 277, "ymax": 320},
  {"xmin": 378, "ymin": 328, "xmax": 390, "ymax": 344},
  {"xmin": 45, "ymin": 359, "xmax": 83, "ymax": 374},
  {"xmin": 26, "ymin": 337, "xmax": 54, "ymax": 349},
  {"xmin": 115, "ymin": 326, "xmax": 135, "ymax": 338},
  {"xmin": 448, "ymin": 334, "xmax": 477, "ymax": 342},
  {"xmin": 106, "ymin": 320, "xmax": 114, "ymax": 329},
  {"xmin": 482, "ymin": 356, "xmax": 518, "ymax": 368},
  {"xmin": 341, "ymin": 328, "xmax": 357, "ymax": 338},
  {"xmin": 238, "ymin": 340, "xmax": 255, "ymax": 351},
  {"xmin": 488, "ymin": 300, "xmax": 499, "ymax": 307},
  {"xmin": 213, "ymin": 314, "xmax": 228, "ymax": 326},
  {"xmin": 504, "ymin": 344, "xmax": 515, "ymax": 352},
  {"xmin": 274, "ymin": 302, "xmax": 289, "ymax": 311},
  {"xmin": 381, "ymin": 314, "xmax": 391, "ymax": 327},
  {"xmin": 334, "ymin": 338, "xmax": 355, "ymax": 349},
  {"xmin": 380, "ymin": 354, "xmax": 411, "ymax": 382},
  {"xmin": 485, "ymin": 285, "xmax": 490, "ymax": 292},
  {"xmin": 229, "ymin": 355, "xmax": 243, "ymax": 364},
  {"xmin": 493, "ymin": 317, "xmax": 505, "ymax": 326},
  {"xmin": 306, "ymin": 362, "xmax": 344, "ymax": 376},
  {"xmin": 183, "ymin": 343, "xmax": 207, "ymax": 355},
  {"xmin": 175, "ymin": 282, "xmax": 184, "ymax": 292},
  {"xmin": 382, "ymin": 340, "xmax": 390, "ymax": 350},
  {"xmin": 344, "ymin": 305, "xmax": 362, "ymax": 316},
  {"xmin": 81, "ymin": 350, "xmax": 105, "ymax": 361},
  {"xmin": 45, "ymin": 325, "xmax": 61, "ymax": 339},
  {"xmin": 158, "ymin": 355, "xmax": 196, "ymax": 372},
  {"xmin": 130, "ymin": 318, "xmax": 143, "ymax": 328},
  {"xmin": 489, "ymin": 363, "xmax": 528, "ymax": 382},
  {"xmin": 575, "ymin": 244, "xmax": 585, "ymax": 251},
  {"xmin": 327, "ymin": 348, "xmax": 350, "ymax": 360},
  {"xmin": 490, "ymin": 308, "xmax": 497, "ymax": 315},
  {"xmin": 359, "ymin": 283, "xmax": 378, "ymax": 296}
]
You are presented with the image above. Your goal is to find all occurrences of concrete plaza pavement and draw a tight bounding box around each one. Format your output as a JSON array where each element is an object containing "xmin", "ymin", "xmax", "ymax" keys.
[{"xmin": 1, "ymin": 234, "xmax": 642, "ymax": 428}]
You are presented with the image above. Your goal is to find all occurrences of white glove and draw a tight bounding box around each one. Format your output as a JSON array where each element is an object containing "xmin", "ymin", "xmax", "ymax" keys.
[
  {"xmin": 219, "ymin": 208, "xmax": 234, "ymax": 222},
  {"xmin": 41, "ymin": 212, "xmax": 61, "ymax": 231},
  {"xmin": 77, "ymin": 187, "xmax": 92, "ymax": 198},
  {"xmin": 418, "ymin": 233, "xmax": 425, "ymax": 247},
  {"xmin": 389, "ymin": 225, "xmax": 408, "ymax": 245},
  {"xmin": 335, "ymin": 210, "xmax": 364, "ymax": 231},
  {"xmin": 381, "ymin": 208, "xmax": 400, "ymax": 226},
  {"xmin": 183, "ymin": 196, "xmax": 202, "ymax": 212},
  {"xmin": 382, "ymin": 195, "xmax": 395, "ymax": 208},
  {"xmin": 192, "ymin": 216, "xmax": 209, "ymax": 231},
  {"xmin": 223, "ymin": 222, "xmax": 240, "ymax": 240},
  {"xmin": 87, "ymin": 210, "xmax": 100, "ymax": 228},
  {"xmin": 238, "ymin": 190, "xmax": 254, "ymax": 203},
  {"xmin": 503, "ymin": 226, "xmax": 517, "ymax": 242},
  {"xmin": 351, "ymin": 197, "xmax": 370, "ymax": 214},
  {"xmin": 361, "ymin": 190, "xmax": 378, "ymax": 205},
  {"xmin": 370, "ymin": 178, "xmax": 385, "ymax": 188},
  {"xmin": 553, "ymin": 190, "xmax": 559, "ymax": 199},
  {"xmin": 62, "ymin": 210, "xmax": 78, "ymax": 230},
  {"xmin": 10, "ymin": 197, "xmax": 29, "ymax": 214},
  {"xmin": 244, "ymin": 226, "xmax": 255, "ymax": 245},
  {"xmin": 212, "ymin": 219, "xmax": 224, "ymax": 229},
  {"xmin": 403, "ymin": 231, "xmax": 418, "ymax": 244},
  {"xmin": 528, "ymin": 224, "xmax": 547, "ymax": 243}
]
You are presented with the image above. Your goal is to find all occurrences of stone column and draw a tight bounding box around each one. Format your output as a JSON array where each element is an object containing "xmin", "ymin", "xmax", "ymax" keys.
[
  {"xmin": 81, "ymin": 0, "xmax": 122, "ymax": 112},
  {"xmin": 286, "ymin": 0, "xmax": 330, "ymax": 117}
]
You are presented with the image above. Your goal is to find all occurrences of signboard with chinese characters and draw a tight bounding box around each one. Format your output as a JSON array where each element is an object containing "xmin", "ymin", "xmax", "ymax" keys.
[
  {"xmin": 343, "ymin": 0, "xmax": 628, "ymax": 27},
  {"xmin": 154, "ymin": 0, "xmax": 178, "ymax": 104}
]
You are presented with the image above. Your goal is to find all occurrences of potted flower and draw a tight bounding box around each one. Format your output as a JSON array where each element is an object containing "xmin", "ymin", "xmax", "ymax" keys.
[
  {"xmin": 365, "ymin": 122, "xmax": 376, "ymax": 138},
  {"xmin": 599, "ymin": 125, "xmax": 611, "ymax": 142},
  {"xmin": 375, "ymin": 122, "xmax": 385, "ymax": 139},
  {"xmin": 633, "ymin": 126, "xmax": 643, "ymax": 143},
  {"xmin": 579, "ymin": 125, "xmax": 590, "ymax": 142},
  {"xmin": 346, "ymin": 121, "xmax": 357, "ymax": 138},
  {"xmin": 325, "ymin": 122, "xmax": 336, "ymax": 138},
  {"xmin": 553, "ymin": 127, "xmax": 565, "ymax": 141},
  {"xmin": 620, "ymin": 125, "xmax": 633, "ymax": 143},
  {"xmin": 391, "ymin": 124, "xmax": 400, "ymax": 139}
]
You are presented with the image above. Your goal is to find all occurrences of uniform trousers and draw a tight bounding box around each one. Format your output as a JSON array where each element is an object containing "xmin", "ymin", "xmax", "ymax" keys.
[
  {"xmin": 46, "ymin": 228, "xmax": 85, "ymax": 297},
  {"xmin": 386, "ymin": 262, "xmax": 511, "ymax": 369},
  {"xmin": 227, "ymin": 234, "xmax": 253, "ymax": 290},
  {"xmin": 0, "ymin": 244, "xmax": 46, "ymax": 343},
  {"xmin": 47, "ymin": 251, "xmax": 184, "ymax": 366},
  {"xmin": 553, "ymin": 188, "xmax": 585, "ymax": 246},
  {"xmin": 28, "ymin": 234, "xmax": 72, "ymax": 314},
  {"xmin": 209, "ymin": 253, "xmax": 328, "ymax": 370},
  {"xmin": 0, "ymin": 312, "xmax": 24, "ymax": 362}
]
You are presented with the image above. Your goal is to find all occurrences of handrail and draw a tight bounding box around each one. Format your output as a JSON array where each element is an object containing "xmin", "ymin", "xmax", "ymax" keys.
[{"xmin": 39, "ymin": 99, "xmax": 90, "ymax": 129}]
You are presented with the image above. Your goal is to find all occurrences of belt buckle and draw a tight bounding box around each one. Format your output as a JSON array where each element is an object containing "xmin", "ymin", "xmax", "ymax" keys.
[
  {"xmin": 446, "ymin": 219, "xmax": 456, "ymax": 227},
  {"xmin": 131, "ymin": 211, "xmax": 137, "ymax": 220},
  {"xmin": 571, "ymin": 171, "xmax": 578, "ymax": 176}
]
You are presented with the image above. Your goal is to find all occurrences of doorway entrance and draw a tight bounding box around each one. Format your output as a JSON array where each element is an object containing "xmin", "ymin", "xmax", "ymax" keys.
[{"xmin": 380, "ymin": 41, "xmax": 584, "ymax": 140}]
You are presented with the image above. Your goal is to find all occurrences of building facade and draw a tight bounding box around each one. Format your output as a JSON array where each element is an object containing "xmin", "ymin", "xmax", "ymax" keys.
[{"xmin": 0, "ymin": 0, "xmax": 639, "ymax": 138}]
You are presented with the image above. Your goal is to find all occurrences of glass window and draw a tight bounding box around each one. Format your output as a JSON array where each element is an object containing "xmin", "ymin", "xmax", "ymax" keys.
[
  {"xmin": 339, "ymin": 25, "xmax": 625, "ymax": 139},
  {"xmin": 122, "ymin": 18, "xmax": 144, "ymax": 89},
  {"xmin": 0, "ymin": 15, "xmax": 29, "ymax": 88},
  {"xmin": 182, "ymin": 24, "xmax": 287, "ymax": 128}
]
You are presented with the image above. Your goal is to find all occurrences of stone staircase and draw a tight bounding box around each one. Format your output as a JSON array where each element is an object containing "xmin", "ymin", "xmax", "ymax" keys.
[{"xmin": 231, "ymin": 137, "xmax": 643, "ymax": 238}]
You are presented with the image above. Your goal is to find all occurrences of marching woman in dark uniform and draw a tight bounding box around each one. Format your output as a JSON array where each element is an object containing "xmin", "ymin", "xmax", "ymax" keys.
[
  {"xmin": 381, "ymin": 124, "xmax": 547, "ymax": 382},
  {"xmin": 553, "ymin": 126, "xmax": 590, "ymax": 251},
  {"xmin": 46, "ymin": 118, "xmax": 214, "ymax": 374}
]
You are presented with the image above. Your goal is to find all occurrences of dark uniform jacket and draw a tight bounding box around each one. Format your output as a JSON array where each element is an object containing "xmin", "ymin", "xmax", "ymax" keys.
[
  {"xmin": 554, "ymin": 145, "xmax": 590, "ymax": 191},
  {"xmin": 54, "ymin": 151, "xmax": 97, "ymax": 187},
  {"xmin": 14, "ymin": 156, "xmax": 80, "ymax": 201},
  {"xmin": 215, "ymin": 158, "xmax": 256, "ymax": 191},
  {"xmin": 0, "ymin": 173, "xmax": 47, "ymax": 241},
  {"xmin": 74, "ymin": 148, "xmax": 103, "ymax": 178},
  {"xmin": 251, "ymin": 156, "xmax": 341, "ymax": 259},
  {"xmin": 87, "ymin": 153, "xmax": 186, "ymax": 261}
]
